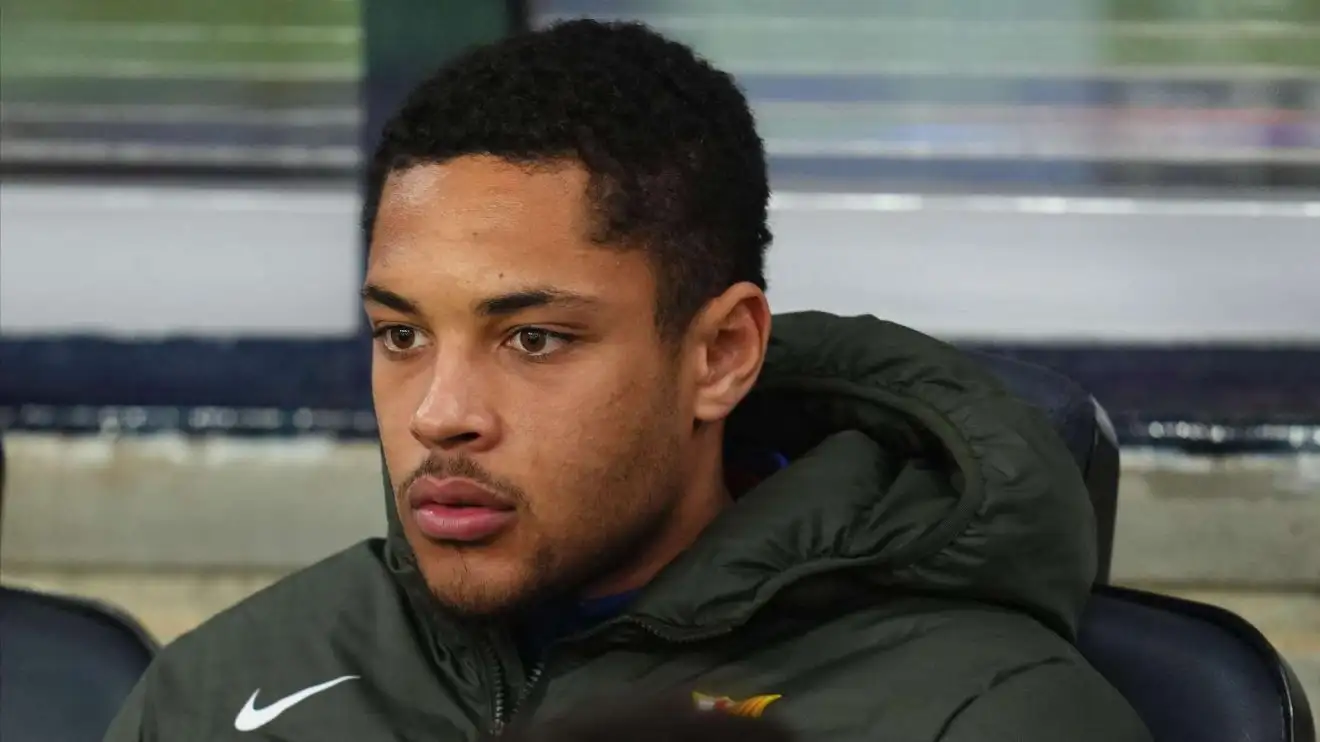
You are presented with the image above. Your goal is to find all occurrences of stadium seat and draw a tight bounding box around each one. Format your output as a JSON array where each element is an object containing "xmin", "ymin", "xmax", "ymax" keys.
[
  {"xmin": 0, "ymin": 432, "xmax": 157, "ymax": 741},
  {"xmin": 0, "ymin": 585, "xmax": 158, "ymax": 742},
  {"xmin": 973, "ymin": 352, "xmax": 1314, "ymax": 741},
  {"xmin": 970, "ymin": 351, "xmax": 1119, "ymax": 584},
  {"xmin": 1080, "ymin": 585, "xmax": 1315, "ymax": 742}
]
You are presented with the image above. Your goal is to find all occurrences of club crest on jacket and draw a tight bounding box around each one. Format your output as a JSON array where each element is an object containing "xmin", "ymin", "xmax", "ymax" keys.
[{"xmin": 691, "ymin": 691, "xmax": 782, "ymax": 718}]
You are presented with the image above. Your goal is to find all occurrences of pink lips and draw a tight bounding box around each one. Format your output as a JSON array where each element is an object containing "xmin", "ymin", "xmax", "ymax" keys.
[{"xmin": 407, "ymin": 477, "xmax": 516, "ymax": 543}]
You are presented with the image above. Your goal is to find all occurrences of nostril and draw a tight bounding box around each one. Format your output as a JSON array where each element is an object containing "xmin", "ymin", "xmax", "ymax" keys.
[{"xmin": 441, "ymin": 431, "xmax": 482, "ymax": 447}]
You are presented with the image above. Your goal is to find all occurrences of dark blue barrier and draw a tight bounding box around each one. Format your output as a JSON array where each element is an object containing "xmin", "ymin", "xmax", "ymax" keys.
[{"xmin": 2, "ymin": 336, "xmax": 1317, "ymax": 451}]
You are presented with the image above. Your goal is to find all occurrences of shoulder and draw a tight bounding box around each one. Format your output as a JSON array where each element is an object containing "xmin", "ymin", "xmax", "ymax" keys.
[
  {"xmin": 764, "ymin": 597, "xmax": 1150, "ymax": 741},
  {"xmin": 866, "ymin": 600, "xmax": 1150, "ymax": 741},
  {"xmin": 167, "ymin": 539, "xmax": 402, "ymax": 655},
  {"xmin": 115, "ymin": 541, "xmax": 483, "ymax": 740},
  {"xmin": 937, "ymin": 655, "xmax": 1152, "ymax": 741},
  {"xmin": 138, "ymin": 541, "xmax": 412, "ymax": 711},
  {"xmin": 839, "ymin": 596, "xmax": 1091, "ymax": 671}
]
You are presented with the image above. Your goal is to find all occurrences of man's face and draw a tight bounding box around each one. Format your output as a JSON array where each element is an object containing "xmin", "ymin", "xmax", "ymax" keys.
[{"xmin": 366, "ymin": 156, "xmax": 696, "ymax": 618}]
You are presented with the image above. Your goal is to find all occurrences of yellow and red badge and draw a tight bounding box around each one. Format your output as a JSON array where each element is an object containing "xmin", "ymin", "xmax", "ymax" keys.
[{"xmin": 691, "ymin": 691, "xmax": 782, "ymax": 718}]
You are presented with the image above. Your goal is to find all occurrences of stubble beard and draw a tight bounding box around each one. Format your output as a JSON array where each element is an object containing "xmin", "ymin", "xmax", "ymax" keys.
[{"xmin": 402, "ymin": 395, "xmax": 688, "ymax": 623}]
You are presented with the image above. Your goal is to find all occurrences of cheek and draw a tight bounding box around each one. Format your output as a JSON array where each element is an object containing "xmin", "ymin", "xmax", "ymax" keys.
[
  {"xmin": 511, "ymin": 360, "xmax": 675, "ymax": 497},
  {"xmin": 373, "ymin": 358, "xmax": 431, "ymax": 423},
  {"xmin": 517, "ymin": 361, "xmax": 651, "ymax": 450},
  {"xmin": 373, "ymin": 367, "xmax": 428, "ymax": 480}
]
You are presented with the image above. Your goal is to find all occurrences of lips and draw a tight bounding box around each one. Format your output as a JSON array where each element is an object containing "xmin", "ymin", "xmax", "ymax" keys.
[{"xmin": 407, "ymin": 477, "xmax": 516, "ymax": 543}]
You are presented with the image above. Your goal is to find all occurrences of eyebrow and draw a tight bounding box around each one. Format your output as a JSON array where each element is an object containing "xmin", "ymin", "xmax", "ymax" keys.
[
  {"xmin": 361, "ymin": 284, "xmax": 597, "ymax": 318},
  {"xmin": 361, "ymin": 284, "xmax": 420, "ymax": 315},
  {"xmin": 475, "ymin": 287, "xmax": 597, "ymax": 317}
]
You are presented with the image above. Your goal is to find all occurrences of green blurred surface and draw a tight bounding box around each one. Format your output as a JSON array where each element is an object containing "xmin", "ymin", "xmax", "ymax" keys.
[
  {"xmin": 651, "ymin": 25, "xmax": 1320, "ymax": 73},
  {"xmin": 1, "ymin": 0, "xmax": 358, "ymax": 26},
  {"xmin": 2, "ymin": 0, "xmax": 1315, "ymax": 176},
  {"xmin": 0, "ymin": 0, "xmax": 361, "ymax": 83},
  {"xmin": 563, "ymin": 0, "xmax": 1320, "ymax": 24},
  {"xmin": 4, "ymin": 0, "xmax": 1320, "ymax": 83}
]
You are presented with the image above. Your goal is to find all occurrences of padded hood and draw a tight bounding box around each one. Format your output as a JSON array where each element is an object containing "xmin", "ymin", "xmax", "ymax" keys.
[{"xmin": 383, "ymin": 311, "xmax": 1097, "ymax": 639}]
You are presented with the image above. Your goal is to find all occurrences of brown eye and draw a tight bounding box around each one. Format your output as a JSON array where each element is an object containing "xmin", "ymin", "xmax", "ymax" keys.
[
  {"xmin": 377, "ymin": 326, "xmax": 428, "ymax": 354},
  {"xmin": 387, "ymin": 328, "xmax": 415, "ymax": 351},
  {"xmin": 507, "ymin": 327, "xmax": 570, "ymax": 358},
  {"xmin": 516, "ymin": 328, "xmax": 547, "ymax": 354}
]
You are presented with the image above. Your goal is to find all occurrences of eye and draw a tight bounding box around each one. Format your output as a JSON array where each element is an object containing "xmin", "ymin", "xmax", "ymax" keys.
[
  {"xmin": 374, "ymin": 325, "xmax": 429, "ymax": 354},
  {"xmin": 506, "ymin": 327, "xmax": 571, "ymax": 358}
]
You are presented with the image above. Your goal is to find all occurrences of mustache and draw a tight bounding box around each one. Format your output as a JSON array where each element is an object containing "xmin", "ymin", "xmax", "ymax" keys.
[{"xmin": 398, "ymin": 454, "xmax": 528, "ymax": 505}]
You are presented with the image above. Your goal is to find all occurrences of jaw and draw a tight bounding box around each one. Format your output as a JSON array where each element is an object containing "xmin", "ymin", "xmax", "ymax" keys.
[{"xmin": 579, "ymin": 446, "xmax": 733, "ymax": 600}]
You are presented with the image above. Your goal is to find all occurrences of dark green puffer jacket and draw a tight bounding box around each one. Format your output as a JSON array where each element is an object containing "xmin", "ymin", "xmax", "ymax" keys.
[{"xmin": 105, "ymin": 312, "xmax": 1151, "ymax": 742}]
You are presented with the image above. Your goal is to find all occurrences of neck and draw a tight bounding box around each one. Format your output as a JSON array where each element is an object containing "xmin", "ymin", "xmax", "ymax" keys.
[{"xmin": 579, "ymin": 426, "xmax": 732, "ymax": 599}]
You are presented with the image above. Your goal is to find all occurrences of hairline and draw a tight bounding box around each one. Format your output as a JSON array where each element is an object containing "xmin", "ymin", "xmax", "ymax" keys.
[{"xmin": 366, "ymin": 155, "xmax": 719, "ymax": 343}]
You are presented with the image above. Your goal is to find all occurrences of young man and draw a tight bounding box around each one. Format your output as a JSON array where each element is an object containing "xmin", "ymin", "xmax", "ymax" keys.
[{"xmin": 105, "ymin": 20, "xmax": 1150, "ymax": 742}]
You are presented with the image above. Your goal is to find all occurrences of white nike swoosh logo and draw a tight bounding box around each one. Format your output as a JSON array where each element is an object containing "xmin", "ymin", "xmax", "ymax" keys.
[{"xmin": 234, "ymin": 675, "xmax": 359, "ymax": 732}]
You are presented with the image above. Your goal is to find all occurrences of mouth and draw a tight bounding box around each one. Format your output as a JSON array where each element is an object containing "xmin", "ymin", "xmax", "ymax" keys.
[{"xmin": 407, "ymin": 477, "xmax": 517, "ymax": 544}]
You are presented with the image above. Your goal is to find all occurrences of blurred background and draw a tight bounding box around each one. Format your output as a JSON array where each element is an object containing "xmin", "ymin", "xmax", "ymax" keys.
[{"xmin": 1, "ymin": 0, "xmax": 1317, "ymax": 700}]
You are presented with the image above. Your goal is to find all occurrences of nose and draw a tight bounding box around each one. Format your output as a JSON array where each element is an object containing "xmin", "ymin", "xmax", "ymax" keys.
[{"xmin": 409, "ymin": 352, "xmax": 499, "ymax": 453}]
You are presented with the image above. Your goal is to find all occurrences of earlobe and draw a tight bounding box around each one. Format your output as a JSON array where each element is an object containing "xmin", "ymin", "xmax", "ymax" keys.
[{"xmin": 691, "ymin": 283, "xmax": 771, "ymax": 423}]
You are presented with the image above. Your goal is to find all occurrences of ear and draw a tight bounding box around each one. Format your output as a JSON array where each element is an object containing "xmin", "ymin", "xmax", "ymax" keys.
[{"xmin": 688, "ymin": 283, "xmax": 772, "ymax": 424}]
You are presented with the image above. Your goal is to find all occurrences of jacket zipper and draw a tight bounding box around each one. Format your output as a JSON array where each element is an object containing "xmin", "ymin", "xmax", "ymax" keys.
[
  {"xmin": 508, "ymin": 661, "xmax": 546, "ymax": 718},
  {"xmin": 487, "ymin": 660, "xmax": 544, "ymax": 736},
  {"xmin": 478, "ymin": 639, "xmax": 509, "ymax": 736}
]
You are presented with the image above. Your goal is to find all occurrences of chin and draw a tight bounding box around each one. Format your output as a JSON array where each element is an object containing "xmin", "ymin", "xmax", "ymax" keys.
[{"xmin": 415, "ymin": 542, "xmax": 547, "ymax": 619}]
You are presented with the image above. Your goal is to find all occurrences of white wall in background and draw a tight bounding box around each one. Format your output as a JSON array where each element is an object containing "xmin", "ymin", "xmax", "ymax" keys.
[
  {"xmin": 0, "ymin": 184, "xmax": 362, "ymax": 338},
  {"xmin": 764, "ymin": 193, "xmax": 1320, "ymax": 342},
  {"xmin": 3, "ymin": 182, "xmax": 1318, "ymax": 342}
]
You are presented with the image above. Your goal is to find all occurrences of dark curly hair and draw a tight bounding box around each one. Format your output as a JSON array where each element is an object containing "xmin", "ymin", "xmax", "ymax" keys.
[{"xmin": 365, "ymin": 19, "xmax": 771, "ymax": 338}]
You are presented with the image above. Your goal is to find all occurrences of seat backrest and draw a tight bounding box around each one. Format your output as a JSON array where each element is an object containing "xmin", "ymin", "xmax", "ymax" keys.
[
  {"xmin": 1079, "ymin": 585, "xmax": 1315, "ymax": 742},
  {"xmin": 0, "ymin": 586, "xmax": 157, "ymax": 742},
  {"xmin": 969, "ymin": 351, "xmax": 1118, "ymax": 583}
]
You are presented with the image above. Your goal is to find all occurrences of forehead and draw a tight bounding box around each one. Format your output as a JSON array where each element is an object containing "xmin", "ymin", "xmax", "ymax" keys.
[
  {"xmin": 367, "ymin": 156, "xmax": 651, "ymax": 299},
  {"xmin": 375, "ymin": 156, "xmax": 587, "ymax": 248}
]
